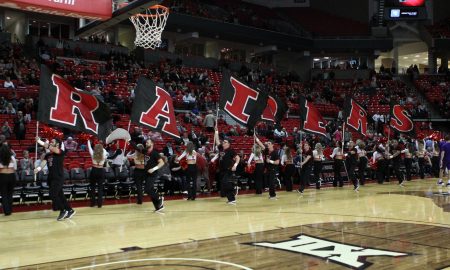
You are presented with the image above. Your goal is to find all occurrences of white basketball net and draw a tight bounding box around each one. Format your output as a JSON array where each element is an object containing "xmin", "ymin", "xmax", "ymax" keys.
[{"xmin": 130, "ymin": 5, "xmax": 169, "ymax": 50}]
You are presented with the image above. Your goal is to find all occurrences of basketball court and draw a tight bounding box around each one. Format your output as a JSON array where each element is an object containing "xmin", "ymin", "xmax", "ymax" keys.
[{"xmin": 2, "ymin": 179, "xmax": 449, "ymax": 269}]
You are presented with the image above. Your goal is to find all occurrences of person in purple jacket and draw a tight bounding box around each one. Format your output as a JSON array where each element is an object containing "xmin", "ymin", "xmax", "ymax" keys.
[{"xmin": 439, "ymin": 135, "xmax": 450, "ymax": 186}]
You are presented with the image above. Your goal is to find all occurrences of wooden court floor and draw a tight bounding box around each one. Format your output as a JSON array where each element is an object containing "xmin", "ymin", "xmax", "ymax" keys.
[{"xmin": 1, "ymin": 178, "xmax": 449, "ymax": 270}]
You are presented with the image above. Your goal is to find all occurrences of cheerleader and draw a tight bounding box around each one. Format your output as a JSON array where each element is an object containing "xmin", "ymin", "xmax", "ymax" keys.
[
  {"xmin": 248, "ymin": 136, "xmax": 265, "ymax": 194},
  {"xmin": 126, "ymin": 143, "xmax": 146, "ymax": 204},
  {"xmin": 356, "ymin": 140, "xmax": 368, "ymax": 186},
  {"xmin": 330, "ymin": 141, "xmax": 344, "ymax": 187},
  {"xmin": 0, "ymin": 144, "xmax": 16, "ymax": 216},
  {"xmin": 346, "ymin": 141, "xmax": 359, "ymax": 191},
  {"xmin": 177, "ymin": 142, "xmax": 197, "ymax": 200},
  {"xmin": 415, "ymin": 141, "xmax": 426, "ymax": 179},
  {"xmin": 373, "ymin": 143, "xmax": 387, "ymax": 184},
  {"xmin": 431, "ymin": 141, "xmax": 441, "ymax": 179},
  {"xmin": 312, "ymin": 143, "xmax": 325, "ymax": 190},
  {"xmin": 281, "ymin": 146, "xmax": 295, "ymax": 192},
  {"xmin": 298, "ymin": 142, "xmax": 313, "ymax": 193},
  {"xmin": 387, "ymin": 139, "xmax": 405, "ymax": 186},
  {"xmin": 403, "ymin": 142, "xmax": 414, "ymax": 181},
  {"xmin": 87, "ymin": 140, "xmax": 108, "ymax": 208}
]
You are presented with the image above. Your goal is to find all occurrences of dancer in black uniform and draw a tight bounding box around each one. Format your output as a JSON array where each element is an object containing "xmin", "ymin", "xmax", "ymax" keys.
[
  {"xmin": 177, "ymin": 142, "xmax": 198, "ymax": 200},
  {"xmin": 248, "ymin": 135, "xmax": 265, "ymax": 194},
  {"xmin": 312, "ymin": 143, "xmax": 324, "ymax": 190},
  {"xmin": 346, "ymin": 141, "xmax": 359, "ymax": 191},
  {"xmin": 127, "ymin": 143, "xmax": 146, "ymax": 204},
  {"xmin": 388, "ymin": 139, "xmax": 405, "ymax": 186},
  {"xmin": 265, "ymin": 140, "xmax": 280, "ymax": 199},
  {"xmin": 330, "ymin": 141, "xmax": 344, "ymax": 187},
  {"xmin": 356, "ymin": 140, "xmax": 368, "ymax": 186},
  {"xmin": 298, "ymin": 142, "xmax": 313, "ymax": 193},
  {"xmin": 281, "ymin": 146, "xmax": 295, "ymax": 192},
  {"xmin": 87, "ymin": 140, "xmax": 108, "ymax": 207},
  {"xmin": 0, "ymin": 144, "xmax": 16, "ymax": 216},
  {"xmin": 35, "ymin": 137, "xmax": 75, "ymax": 221}
]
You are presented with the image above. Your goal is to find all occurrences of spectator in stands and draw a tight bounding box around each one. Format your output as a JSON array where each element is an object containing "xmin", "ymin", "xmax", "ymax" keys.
[
  {"xmin": 203, "ymin": 110, "xmax": 216, "ymax": 132},
  {"xmin": 14, "ymin": 111, "xmax": 26, "ymax": 140},
  {"xmin": 20, "ymin": 150, "xmax": 33, "ymax": 171},
  {"xmin": 34, "ymin": 153, "xmax": 48, "ymax": 174},
  {"xmin": 63, "ymin": 137, "xmax": 78, "ymax": 152},
  {"xmin": 1, "ymin": 121, "xmax": 12, "ymax": 139},
  {"xmin": 163, "ymin": 142, "xmax": 174, "ymax": 157},
  {"xmin": 3, "ymin": 76, "xmax": 14, "ymax": 89},
  {"xmin": 5, "ymin": 103, "xmax": 15, "ymax": 115}
]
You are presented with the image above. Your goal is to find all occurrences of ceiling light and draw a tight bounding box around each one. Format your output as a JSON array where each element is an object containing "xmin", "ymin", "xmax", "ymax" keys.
[
  {"xmin": 415, "ymin": 54, "xmax": 420, "ymax": 58},
  {"xmin": 403, "ymin": 56, "xmax": 408, "ymax": 59},
  {"xmin": 6, "ymin": 16, "xmax": 11, "ymax": 20},
  {"xmin": 324, "ymin": 57, "xmax": 329, "ymax": 59},
  {"xmin": 313, "ymin": 58, "xmax": 320, "ymax": 61},
  {"xmin": 413, "ymin": 59, "xmax": 418, "ymax": 62}
]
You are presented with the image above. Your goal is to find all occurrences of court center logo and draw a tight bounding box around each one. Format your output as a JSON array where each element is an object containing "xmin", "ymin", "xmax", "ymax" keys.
[{"xmin": 251, "ymin": 234, "xmax": 411, "ymax": 269}]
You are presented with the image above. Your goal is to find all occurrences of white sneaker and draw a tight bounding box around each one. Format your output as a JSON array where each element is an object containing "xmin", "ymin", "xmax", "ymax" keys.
[
  {"xmin": 269, "ymin": 196, "xmax": 278, "ymax": 200},
  {"xmin": 437, "ymin": 179, "xmax": 443, "ymax": 186},
  {"xmin": 227, "ymin": 200, "xmax": 236, "ymax": 205}
]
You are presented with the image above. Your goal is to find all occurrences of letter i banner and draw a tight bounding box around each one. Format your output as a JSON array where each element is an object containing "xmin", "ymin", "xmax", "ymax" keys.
[
  {"xmin": 343, "ymin": 97, "xmax": 368, "ymax": 137},
  {"xmin": 130, "ymin": 77, "xmax": 180, "ymax": 139},
  {"xmin": 37, "ymin": 65, "xmax": 112, "ymax": 141},
  {"xmin": 298, "ymin": 96, "xmax": 328, "ymax": 139},
  {"xmin": 389, "ymin": 102, "xmax": 414, "ymax": 134},
  {"xmin": 219, "ymin": 71, "xmax": 269, "ymax": 129}
]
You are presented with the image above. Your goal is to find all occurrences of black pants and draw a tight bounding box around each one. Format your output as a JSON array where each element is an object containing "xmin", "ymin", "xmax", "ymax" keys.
[
  {"xmin": 404, "ymin": 158, "xmax": 412, "ymax": 181},
  {"xmin": 0, "ymin": 173, "xmax": 16, "ymax": 215},
  {"xmin": 313, "ymin": 161, "xmax": 323, "ymax": 189},
  {"xmin": 284, "ymin": 164, "xmax": 295, "ymax": 191},
  {"xmin": 299, "ymin": 165, "xmax": 312, "ymax": 192},
  {"xmin": 333, "ymin": 160, "xmax": 344, "ymax": 187},
  {"xmin": 222, "ymin": 171, "xmax": 236, "ymax": 202},
  {"xmin": 186, "ymin": 164, "xmax": 198, "ymax": 200},
  {"xmin": 418, "ymin": 157, "xmax": 425, "ymax": 179},
  {"xmin": 89, "ymin": 167, "xmax": 105, "ymax": 207},
  {"xmin": 347, "ymin": 161, "xmax": 358, "ymax": 188},
  {"xmin": 254, "ymin": 163, "xmax": 264, "ymax": 194},
  {"xmin": 432, "ymin": 156, "xmax": 440, "ymax": 178},
  {"xmin": 358, "ymin": 157, "xmax": 367, "ymax": 185},
  {"xmin": 144, "ymin": 173, "xmax": 163, "ymax": 209},
  {"xmin": 49, "ymin": 175, "xmax": 72, "ymax": 212},
  {"xmin": 267, "ymin": 169, "xmax": 277, "ymax": 197},
  {"xmin": 377, "ymin": 159, "xmax": 387, "ymax": 184},
  {"xmin": 134, "ymin": 168, "xmax": 146, "ymax": 204},
  {"xmin": 391, "ymin": 160, "xmax": 404, "ymax": 184}
]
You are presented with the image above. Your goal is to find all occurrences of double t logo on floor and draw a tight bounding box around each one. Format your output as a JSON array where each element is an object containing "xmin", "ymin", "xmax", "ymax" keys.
[{"xmin": 251, "ymin": 234, "xmax": 411, "ymax": 269}]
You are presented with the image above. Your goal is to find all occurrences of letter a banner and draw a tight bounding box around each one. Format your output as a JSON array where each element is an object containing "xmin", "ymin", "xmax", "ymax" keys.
[
  {"xmin": 219, "ymin": 71, "xmax": 268, "ymax": 128},
  {"xmin": 37, "ymin": 65, "xmax": 112, "ymax": 140},
  {"xmin": 131, "ymin": 77, "xmax": 180, "ymax": 139}
]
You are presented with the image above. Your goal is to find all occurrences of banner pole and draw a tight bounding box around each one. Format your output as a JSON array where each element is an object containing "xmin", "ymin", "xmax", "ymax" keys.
[
  {"xmin": 120, "ymin": 120, "xmax": 131, "ymax": 171},
  {"xmin": 213, "ymin": 105, "xmax": 219, "ymax": 152},
  {"xmin": 34, "ymin": 121, "xmax": 40, "ymax": 183}
]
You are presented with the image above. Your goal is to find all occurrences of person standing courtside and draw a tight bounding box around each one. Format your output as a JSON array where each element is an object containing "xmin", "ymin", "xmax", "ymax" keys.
[
  {"xmin": 387, "ymin": 139, "xmax": 405, "ymax": 186},
  {"xmin": 214, "ymin": 129, "xmax": 240, "ymax": 204},
  {"xmin": 0, "ymin": 144, "xmax": 17, "ymax": 216},
  {"xmin": 87, "ymin": 140, "xmax": 108, "ymax": 208},
  {"xmin": 144, "ymin": 138, "xmax": 165, "ymax": 212},
  {"xmin": 35, "ymin": 137, "xmax": 75, "ymax": 221}
]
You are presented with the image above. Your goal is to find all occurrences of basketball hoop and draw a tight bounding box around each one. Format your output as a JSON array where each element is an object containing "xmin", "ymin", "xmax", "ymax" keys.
[{"xmin": 130, "ymin": 5, "xmax": 169, "ymax": 50}]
